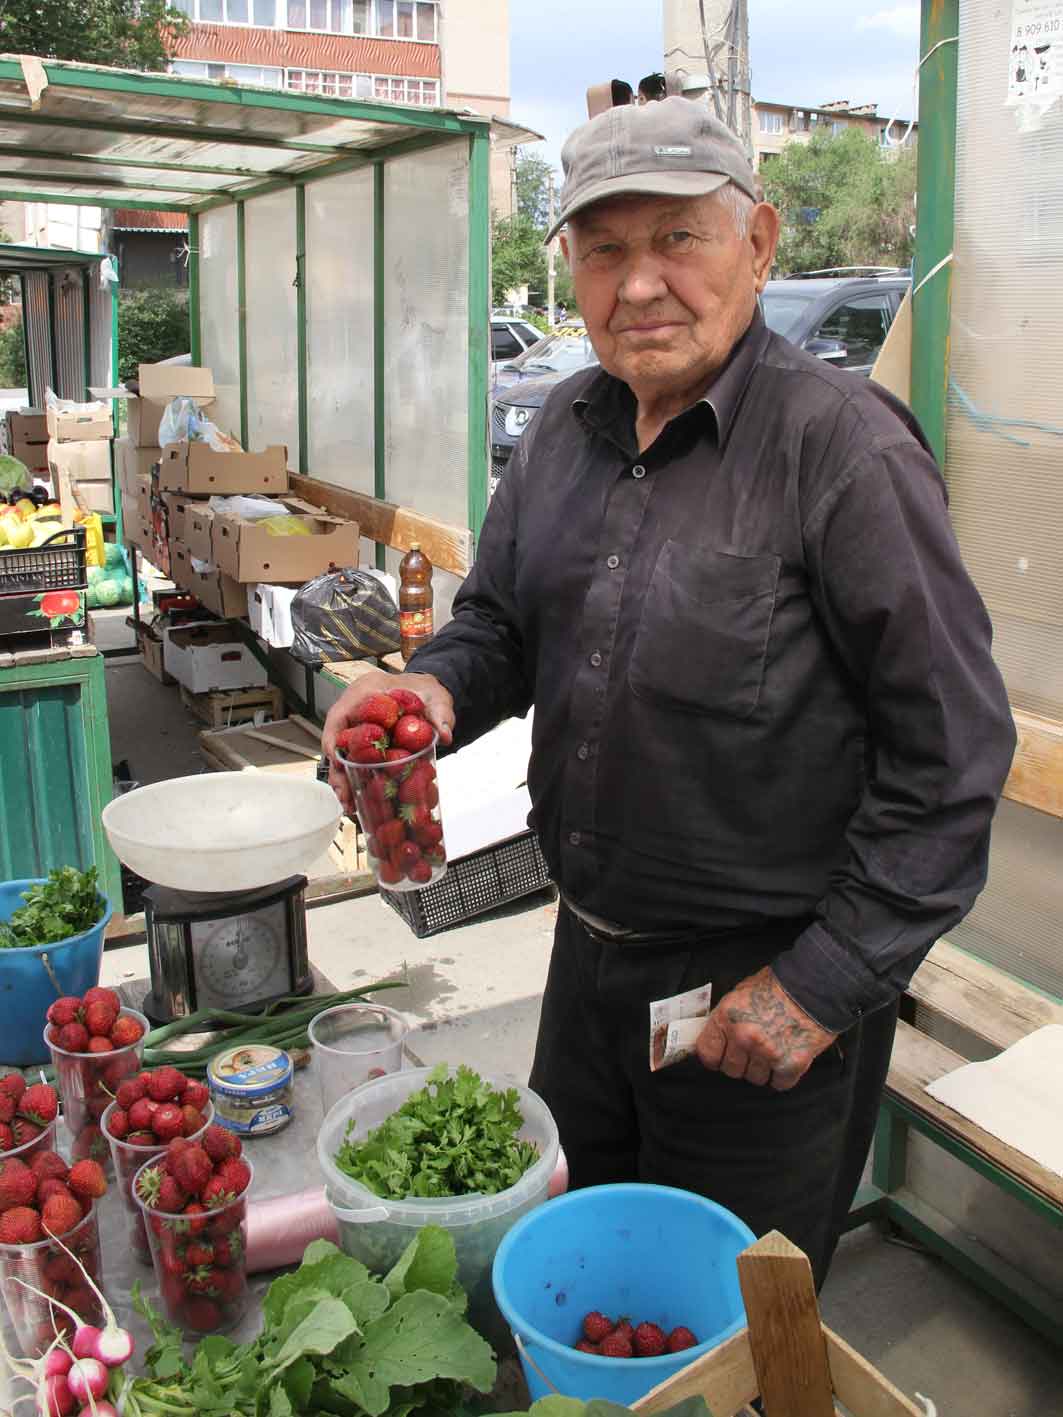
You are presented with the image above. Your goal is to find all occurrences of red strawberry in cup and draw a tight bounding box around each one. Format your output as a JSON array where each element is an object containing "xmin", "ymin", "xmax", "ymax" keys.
[
  {"xmin": 392, "ymin": 715, "xmax": 434, "ymax": 753},
  {"xmin": 338, "ymin": 722, "xmax": 390, "ymax": 764},
  {"xmin": 352, "ymin": 693, "xmax": 401, "ymax": 731},
  {"xmin": 387, "ymin": 688, "xmax": 425, "ymax": 715}
]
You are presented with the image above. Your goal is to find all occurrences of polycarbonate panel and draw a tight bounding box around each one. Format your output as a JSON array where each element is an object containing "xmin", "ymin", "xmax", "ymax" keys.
[
  {"xmin": 305, "ymin": 167, "xmax": 374, "ymax": 491},
  {"xmin": 23, "ymin": 271, "xmax": 50, "ymax": 406},
  {"xmin": 244, "ymin": 189, "xmax": 298, "ymax": 457},
  {"xmin": 53, "ymin": 269, "xmax": 84, "ymax": 401},
  {"xmin": 199, "ymin": 205, "xmax": 241, "ymax": 440},
  {"xmin": 943, "ymin": 5, "xmax": 1063, "ymax": 1000},
  {"xmin": 383, "ymin": 143, "xmax": 469, "ymax": 528}
]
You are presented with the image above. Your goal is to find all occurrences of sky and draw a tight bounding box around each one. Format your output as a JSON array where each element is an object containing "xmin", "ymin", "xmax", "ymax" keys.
[{"xmin": 509, "ymin": 1, "xmax": 922, "ymax": 171}]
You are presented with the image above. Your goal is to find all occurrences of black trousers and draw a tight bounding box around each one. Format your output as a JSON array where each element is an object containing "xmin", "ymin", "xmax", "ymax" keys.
[{"xmin": 529, "ymin": 905, "xmax": 898, "ymax": 1290}]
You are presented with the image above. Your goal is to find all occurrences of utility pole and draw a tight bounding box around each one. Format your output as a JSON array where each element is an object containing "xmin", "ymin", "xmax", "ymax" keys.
[
  {"xmin": 546, "ymin": 169, "xmax": 556, "ymax": 328},
  {"xmin": 663, "ymin": 0, "xmax": 752, "ymax": 158}
]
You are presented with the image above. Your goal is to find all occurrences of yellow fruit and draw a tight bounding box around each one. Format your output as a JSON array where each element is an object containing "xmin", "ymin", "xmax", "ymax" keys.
[
  {"xmin": 5, "ymin": 520, "xmax": 33, "ymax": 549},
  {"xmin": 14, "ymin": 498, "xmax": 36, "ymax": 520}
]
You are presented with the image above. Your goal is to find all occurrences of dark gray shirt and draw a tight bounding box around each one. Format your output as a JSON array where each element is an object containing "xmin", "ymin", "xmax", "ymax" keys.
[{"xmin": 409, "ymin": 311, "xmax": 1016, "ymax": 1031}]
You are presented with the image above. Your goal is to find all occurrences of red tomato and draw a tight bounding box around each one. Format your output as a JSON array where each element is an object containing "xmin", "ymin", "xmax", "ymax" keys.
[{"xmin": 39, "ymin": 591, "xmax": 81, "ymax": 618}]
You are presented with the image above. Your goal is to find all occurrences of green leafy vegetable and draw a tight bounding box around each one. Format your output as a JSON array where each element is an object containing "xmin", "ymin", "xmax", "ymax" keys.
[
  {"xmin": 335, "ymin": 1063, "xmax": 540, "ymax": 1200},
  {"xmin": 0, "ymin": 866, "xmax": 103, "ymax": 949}
]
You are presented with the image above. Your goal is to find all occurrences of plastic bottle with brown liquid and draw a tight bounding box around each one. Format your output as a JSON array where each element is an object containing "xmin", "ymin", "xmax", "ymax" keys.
[{"xmin": 398, "ymin": 541, "xmax": 434, "ymax": 662}]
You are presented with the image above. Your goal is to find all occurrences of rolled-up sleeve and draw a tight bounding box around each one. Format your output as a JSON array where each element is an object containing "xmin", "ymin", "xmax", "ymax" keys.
[{"xmin": 771, "ymin": 434, "xmax": 1016, "ymax": 1031}]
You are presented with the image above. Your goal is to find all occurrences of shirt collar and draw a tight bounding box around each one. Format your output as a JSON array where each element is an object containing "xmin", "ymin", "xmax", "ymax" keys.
[{"xmin": 573, "ymin": 307, "xmax": 770, "ymax": 451}]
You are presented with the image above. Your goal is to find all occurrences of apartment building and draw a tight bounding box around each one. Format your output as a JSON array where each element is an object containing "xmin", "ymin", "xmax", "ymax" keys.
[{"xmin": 752, "ymin": 99, "xmax": 917, "ymax": 170}]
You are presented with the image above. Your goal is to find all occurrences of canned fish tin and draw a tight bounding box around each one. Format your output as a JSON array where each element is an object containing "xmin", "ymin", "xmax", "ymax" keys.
[{"xmin": 207, "ymin": 1043, "xmax": 294, "ymax": 1136}]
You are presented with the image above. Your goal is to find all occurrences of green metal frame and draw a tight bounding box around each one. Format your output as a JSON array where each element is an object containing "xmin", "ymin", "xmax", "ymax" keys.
[
  {"xmin": 46, "ymin": 270, "xmax": 59, "ymax": 395},
  {"xmin": 188, "ymin": 213, "xmax": 201, "ymax": 367},
  {"xmin": 466, "ymin": 131, "xmax": 491, "ymax": 543},
  {"xmin": 372, "ymin": 161, "xmax": 386, "ymax": 572},
  {"xmin": 295, "ymin": 187, "xmax": 308, "ymax": 477},
  {"xmin": 17, "ymin": 271, "xmax": 31, "ymax": 403},
  {"xmin": 0, "ymin": 654, "xmax": 122, "ymax": 913},
  {"xmin": 236, "ymin": 203, "xmax": 249, "ymax": 449}
]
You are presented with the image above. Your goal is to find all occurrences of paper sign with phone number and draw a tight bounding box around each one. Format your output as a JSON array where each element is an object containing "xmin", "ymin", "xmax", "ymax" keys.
[{"xmin": 1008, "ymin": 0, "xmax": 1062, "ymax": 110}]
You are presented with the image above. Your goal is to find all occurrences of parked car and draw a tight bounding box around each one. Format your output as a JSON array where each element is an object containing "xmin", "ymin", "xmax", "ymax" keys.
[
  {"xmin": 491, "ymin": 317, "xmax": 543, "ymax": 367},
  {"xmin": 489, "ymin": 274, "xmax": 908, "ymax": 492}
]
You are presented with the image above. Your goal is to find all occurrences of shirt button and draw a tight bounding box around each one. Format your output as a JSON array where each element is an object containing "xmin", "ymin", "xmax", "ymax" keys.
[
  {"xmin": 632, "ymin": 464, "xmax": 646, "ymax": 479},
  {"xmin": 589, "ymin": 651, "xmax": 603, "ymax": 667},
  {"xmin": 606, "ymin": 554, "xmax": 620, "ymax": 569},
  {"xmin": 569, "ymin": 830, "xmax": 582, "ymax": 846},
  {"xmin": 577, "ymin": 743, "xmax": 590, "ymax": 761}
]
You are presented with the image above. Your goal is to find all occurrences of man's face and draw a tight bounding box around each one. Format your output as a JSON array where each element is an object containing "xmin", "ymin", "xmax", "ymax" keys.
[{"xmin": 563, "ymin": 191, "xmax": 778, "ymax": 398}]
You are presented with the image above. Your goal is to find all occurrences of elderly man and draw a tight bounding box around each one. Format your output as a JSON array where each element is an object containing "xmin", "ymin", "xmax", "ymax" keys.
[{"xmin": 324, "ymin": 98, "xmax": 1015, "ymax": 1285}]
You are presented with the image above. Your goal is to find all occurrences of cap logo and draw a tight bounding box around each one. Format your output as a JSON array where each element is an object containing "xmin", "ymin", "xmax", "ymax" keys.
[{"xmin": 653, "ymin": 145, "xmax": 691, "ymax": 157}]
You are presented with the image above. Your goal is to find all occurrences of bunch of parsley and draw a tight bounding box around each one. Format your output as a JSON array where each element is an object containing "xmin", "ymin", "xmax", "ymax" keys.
[
  {"xmin": 335, "ymin": 1064, "xmax": 540, "ymax": 1200},
  {"xmin": 0, "ymin": 867, "xmax": 103, "ymax": 949}
]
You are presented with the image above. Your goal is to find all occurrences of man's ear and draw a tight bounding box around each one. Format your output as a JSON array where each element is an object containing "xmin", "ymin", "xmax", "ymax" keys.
[{"xmin": 750, "ymin": 203, "xmax": 781, "ymax": 292}]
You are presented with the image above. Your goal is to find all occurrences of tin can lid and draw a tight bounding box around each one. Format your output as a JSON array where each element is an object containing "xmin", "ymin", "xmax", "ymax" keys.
[{"xmin": 207, "ymin": 1043, "xmax": 293, "ymax": 1099}]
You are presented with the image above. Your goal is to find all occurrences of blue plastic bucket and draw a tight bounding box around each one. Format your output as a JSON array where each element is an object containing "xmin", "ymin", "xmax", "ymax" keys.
[
  {"xmin": 0, "ymin": 879, "xmax": 112, "ymax": 1066},
  {"xmin": 492, "ymin": 1182, "xmax": 755, "ymax": 1406}
]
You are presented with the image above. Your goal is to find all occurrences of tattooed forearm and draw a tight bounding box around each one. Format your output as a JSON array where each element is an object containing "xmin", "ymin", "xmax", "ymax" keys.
[
  {"xmin": 696, "ymin": 966, "xmax": 838, "ymax": 1091},
  {"xmin": 723, "ymin": 970, "xmax": 822, "ymax": 1072}
]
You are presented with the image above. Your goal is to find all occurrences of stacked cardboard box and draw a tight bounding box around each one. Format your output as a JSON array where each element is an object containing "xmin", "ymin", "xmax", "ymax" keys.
[
  {"xmin": 46, "ymin": 405, "xmax": 114, "ymax": 516},
  {"xmin": 4, "ymin": 411, "xmax": 50, "ymax": 482}
]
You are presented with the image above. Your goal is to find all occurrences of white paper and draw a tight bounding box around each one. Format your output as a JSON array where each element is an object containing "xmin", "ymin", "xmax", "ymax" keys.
[
  {"xmin": 649, "ymin": 982, "xmax": 712, "ymax": 1071},
  {"xmin": 1006, "ymin": 1, "xmax": 1063, "ymax": 129},
  {"xmin": 440, "ymin": 785, "xmax": 533, "ymax": 861},
  {"xmin": 925, "ymin": 1024, "xmax": 1063, "ymax": 1177}
]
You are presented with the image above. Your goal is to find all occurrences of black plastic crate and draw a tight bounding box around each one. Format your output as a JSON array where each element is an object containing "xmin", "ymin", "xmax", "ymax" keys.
[
  {"xmin": 0, "ymin": 525, "xmax": 87, "ymax": 594},
  {"xmin": 381, "ymin": 830, "xmax": 553, "ymax": 937}
]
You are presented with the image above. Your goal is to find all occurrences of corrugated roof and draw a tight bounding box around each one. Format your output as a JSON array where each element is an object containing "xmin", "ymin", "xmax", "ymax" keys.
[
  {"xmin": 173, "ymin": 25, "xmax": 441, "ymax": 77},
  {"xmin": 113, "ymin": 209, "xmax": 189, "ymax": 231}
]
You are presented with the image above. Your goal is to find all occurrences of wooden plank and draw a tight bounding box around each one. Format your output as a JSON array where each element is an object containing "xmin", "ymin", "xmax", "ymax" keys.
[
  {"xmin": 736, "ymin": 1232, "xmax": 835, "ymax": 1417},
  {"xmin": 1003, "ymin": 708, "xmax": 1063, "ymax": 818},
  {"xmin": 180, "ymin": 683, "xmax": 285, "ymax": 728},
  {"xmin": 887, "ymin": 1018, "xmax": 1063, "ymax": 1206},
  {"xmin": 824, "ymin": 1328, "xmax": 923, "ymax": 1417},
  {"xmin": 241, "ymin": 726, "xmax": 321, "ymax": 760},
  {"xmin": 323, "ymin": 658, "xmax": 386, "ymax": 688},
  {"xmin": 633, "ymin": 1328, "xmax": 758, "ymax": 1416},
  {"xmin": 908, "ymin": 940, "xmax": 1063, "ymax": 1053},
  {"xmin": 289, "ymin": 472, "xmax": 473, "ymax": 577},
  {"xmin": 288, "ymin": 713, "xmax": 323, "ymax": 743}
]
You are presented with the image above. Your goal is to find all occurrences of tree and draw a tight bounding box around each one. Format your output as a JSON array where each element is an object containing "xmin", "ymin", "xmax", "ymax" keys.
[
  {"xmin": 0, "ymin": 323, "xmax": 27, "ymax": 389},
  {"xmin": 0, "ymin": 0, "xmax": 188, "ymax": 71},
  {"xmin": 763, "ymin": 129, "xmax": 916, "ymax": 275},
  {"xmin": 515, "ymin": 152, "xmax": 554, "ymax": 229},
  {"xmin": 116, "ymin": 286, "xmax": 190, "ymax": 383},
  {"xmin": 492, "ymin": 151, "xmax": 578, "ymax": 313}
]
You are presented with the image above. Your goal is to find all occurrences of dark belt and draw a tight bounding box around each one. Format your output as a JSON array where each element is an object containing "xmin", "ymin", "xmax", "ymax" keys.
[{"xmin": 561, "ymin": 894, "xmax": 704, "ymax": 950}]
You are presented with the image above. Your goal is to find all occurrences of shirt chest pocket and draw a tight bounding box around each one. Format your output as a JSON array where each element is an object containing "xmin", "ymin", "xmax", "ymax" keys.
[{"xmin": 628, "ymin": 541, "xmax": 781, "ymax": 719}]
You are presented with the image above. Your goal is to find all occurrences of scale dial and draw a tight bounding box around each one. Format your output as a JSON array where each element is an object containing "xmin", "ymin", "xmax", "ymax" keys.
[{"xmin": 190, "ymin": 901, "xmax": 291, "ymax": 1010}]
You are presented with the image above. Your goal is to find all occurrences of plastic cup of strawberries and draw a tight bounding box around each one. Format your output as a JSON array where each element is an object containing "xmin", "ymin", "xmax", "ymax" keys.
[
  {"xmin": 43, "ymin": 989, "xmax": 149, "ymax": 1171},
  {"xmin": 103, "ymin": 1071, "xmax": 215, "ymax": 1265},
  {"xmin": 334, "ymin": 689, "xmax": 448, "ymax": 893},
  {"xmin": 0, "ymin": 1202, "xmax": 104, "ymax": 1357},
  {"xmin": 132, "ymin": 1142, "xmax": 253, "ymax": 1335}
]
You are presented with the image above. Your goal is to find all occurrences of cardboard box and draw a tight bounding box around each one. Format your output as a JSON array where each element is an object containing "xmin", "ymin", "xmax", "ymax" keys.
[
  {"xmin": 6, "ymin": 411, "xmax": 48, "ymax": 446},
  {"xmin": 46, "ymin": 407, "xmax": 113, "ymax": 443},
  {"xmin": 183, "ymin": 502, "xmax": 215, "ymax": 564},
  {"xmin": 169, "ymin": 541, "xmax": 248, "ymax": 619},
  {"xmin": 163, "ymin": 621, "xmax": 267, "ymax": 694},
  {"xmin": 132, "ymin": 364, "xmax": 215, "ymax": 448},
  {"xmin": 137, "ymin": 625, "xmax": 174, "ymax": 684},
  {"xmin": 158, "ymin": 442, "xmax": 288, "ymax": 496},
  {"xmin": 162, "ymin": 491, "xmax": 209, "ymax": 545},
  {"xmin": 115, "ymin": 437, "xmax": 161, "ymax": 495},
  {"xmin": 212, "ymin": 498, "xmax": 358, "ymax": 583},
  {"xmin": 248, "ymin": 583, "xmax": 299, "ymax": 648},
  {"xmin": 72, "ymin": 480, "xmax": 115, "ymax": 515},
  {"xmin": 48, "ymin": 439, "xmax": 112, "ymax": 484},
  {"xmin": 10, "ymin": 441, "xmax": 50, "ymax": 477},
  {"xmin": 120, "ymin": 494, "xmax": 152, "ymax": 553}
]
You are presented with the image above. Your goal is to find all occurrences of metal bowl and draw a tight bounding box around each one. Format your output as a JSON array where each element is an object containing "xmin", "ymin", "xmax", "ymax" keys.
[{"xmin": 101, "ymin": 773, "xmax": 341, "ymax": 892}]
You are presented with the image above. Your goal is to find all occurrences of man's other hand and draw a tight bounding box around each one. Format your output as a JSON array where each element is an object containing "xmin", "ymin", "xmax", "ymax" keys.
[
  {"xmin": 322, "ymin": 671, "xmax": 455, "ymax": 815},
  {"xmin": 696, "ymin": 966, "xmax": 838, "ymax": 1091}
]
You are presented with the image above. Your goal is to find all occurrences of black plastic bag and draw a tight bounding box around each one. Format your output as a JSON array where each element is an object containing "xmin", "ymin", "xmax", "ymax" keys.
[{"xmin": 290, "ymin": 568, "xmax": 400, "ymax": 665}]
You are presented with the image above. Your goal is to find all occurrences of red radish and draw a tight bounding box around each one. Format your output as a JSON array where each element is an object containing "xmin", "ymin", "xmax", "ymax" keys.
[
  {"xmin": 92, "ymin": 1326, "xmax": 133, "ymax": 1368},
  {"xmin": 65, "ymin": 1358, "xmax": 108, "ymax": 1403},
  {"xmin": 71, "ymin": 1326, "xmax": 101, "ymax": 1360},
  {"xmin": 43, "ymin": 1350, "xmax": 72, "ymax": 1378},
  {"xmin": 39, "ymin": 1373, "xmax": 75, "ymax": 1416},
  {"xmin": 76, "ymin": 1407, "xmax": 117, "ymax": 1417}
]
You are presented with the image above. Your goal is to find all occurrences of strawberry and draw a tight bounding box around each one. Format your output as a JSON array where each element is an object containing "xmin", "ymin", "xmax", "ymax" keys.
[
  {"xmin": 115, "ymin": 1076, "xmax": 146, "ymax": 1109},
  {"xmin": 172, "ymin": 1144, "xmax": 212, "ymax": 1197},
  {"xmin": 377, "ymin": 858, "xmax": 402, "ymax": 885},
  {"xmin": 106, "ymin": 1108, "xmax": 130, "ymax": 1140},
  {"xmin": 182, "ymin": 1201, "xmax": 210, "ymax": 1235},
  {"xmin": 181, "ymin": 1106, "xmax": 206, "ymax": 1137},
  {"xmin": 46, "ymin": 997, "xmax": 83, "ymax": 1027},
  {"xmin": 164, "ymin": 1137, "xmax": 190, "ymax": 1174},
  {"xmin": 19, "ymin": 1083, "xmax": 58, "ymax": 1126},
  {"xmin": 202, "ymin": 1124, "xmax": 241, "ymax": 1164},
  {"xmin": 128, "ymin": 1097, "xmax": 157, "ymax": 1131},
  {"xmin": 392, "ymin": 714, "xmax": 434, "ymax": 753},
  {"xmin": 338, "ymin": 722, "xmax": 389, "ymax": 764},
  {"xmin": 68, "ymin": 1159, "xmax": 107, "ymax": 1201},
  {"xmin": 202, "ymin": 1174, "xmax": 236, "ymax": 1209},
  {"xmin": 184, "ymin": 1241, "xmax": 214, "ymax": 1267},
  {"xmin": 181, "ymin": 1296, "xmax": 221, "ymax": 1331},
  {"xmin": 384, "ymin": 748, "xmax": 411, "ymax": 777},
  {"xmin": 633, "ymin": 1322, "xmax": 667, "ymax": 1358},
  {"xmin": 0, "ymin": 1095, "xmax": 15, "ymax": 1126},
  {"xmin": 375, "ymin": 817, "xmax": 406, "ymax": 851},
  {"xmin": 37, "ymin": 1178, "xmax": 74, "ymax": 1207},
  {"xmin": 0, "ymin": 1124, "xmax": 12, "ymax": 1152},
  {"xmin": 666, "ymin": 1326, "xmax": 698, "ymax": 1353},
  {"xmin": 397, "ymin": 840, "xmax": 422, "ymax": 871},
  {"xmin": 147, "ymin": 1067, "xmax": 187, "ymax": 1103},
  {"xmin": 87, "ymin": 1036, "xmax": 113, "ymax": 1054},
  {"xmin": 212, "ymin": 1233, "xmax": 242, "ymax": 1267},
  {"xmin": 83, "ymin": 986, "xmax": 121, "ymax": 1013},
  {"xmin": 183, "ymin": 1080, "xmax": 210, "ymax": 1113},
  {"xmin": 127, "ymin": 1130, "xmax": 157, "ymax": 1147},
  {"xmin": 72, "ymin": 1124, "xmax": 107, "ymax": 1163},
  {"xmin": 86, "ymin": 1095, "xmax": 111, "ymax": 1121},
  {"xmin": 57, "ymin": 1022, "xmax": 90, "ymax": 1053},
  {"xmin": 28, "ymin": 1150, "xmax": 68, "ymax": 1183},
  {"xmin": 0, "ymin": 1205, "xmax": 42, "ymax": 1244},
  {"xmin": 575, "ymin": 1340, "xmax": 600, "ymax": 1354},
  {"xmin": 42, "ymin": 1192, "xmax": 84, "ymax": 1236},
  {"xmin": 215, "ymin": 1156, "xmax": 251, "ymax": 1196},
  {"xmin": 157, "ymin": 1175, "xmax": 188, "ymax": 1214},
  {"xmin": 413, "ymin": 822, "xmax": 444, "ymax": 849},
  {"xmin": 614, "ymin": 1319, "xmax": 635, "ymax": 1345},
  {"xmin": 109, "ymin": 1015, "xmax": 144, "ymax": 1048},
  {"xmin": 582, "ymin": 1311, "xmax": 615, "ymax": 1343},
  {"xmin": 11, "ymin": 1118, "xmax": 43, "ymax": 1148},
  {"xmin": 408, "ymin": 858, "xmax": 433, "ymax": 884},
  {"xmin": 398, "ymin": 802, "xmax": 432, "ymax": 832},
  {"xmin": 600, "ymin": 1331, "xmax": 633, "ymax": 1358},
  {"xmin": 388, "ymin": 688, "xmax": 426, "ymax": 715},
  {"xmin": 151, "ymin": 1104, "xmax": 185, "ymax": 1143},
  {"xmin": 398, "ymin": 759, "xmax": 435, "ymax": 799},
  {"xmin": 0, "ymin": 1158, "xmax": 36, "ymax": 1210},
  {"xmin": 352, "ymin": 693, "xmax": 401, "ymax": 731},
  {"xmin": 84, "ymin": 999, "xmax": 119, "ymax": 1037},
  {"xmin": 213, "ymin": 1266, "xmax": 245, "ymax": 1301}
]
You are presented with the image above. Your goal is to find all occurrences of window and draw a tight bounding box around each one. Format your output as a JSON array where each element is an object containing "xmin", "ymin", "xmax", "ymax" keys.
[
  {"xmin": 830, "ymin": 119, "xmax": 848, "ymax": 135},
  {"xmin": 376, "ymin": 0, "xmax": 436, "ymax": 39},
  {"xmin": 491, "ymin": 328, "xmax": 524, "ymax": 361},
  {"xmin": 811, "ymin": 295, "xmax": 893, "ymax": 371},
  {"xmin": 286, "ymin": 69, "xmax": 438, "ymax": 105},
  {"xmin": 173, "ymin": 0, "xmax": 276, "ymax": 19},
  {"xmin": 352, "ymin": 0, "xmax": 369, "ymax": 31},
  {"xmin": 172, "ymin": 59, "xmax": 283, "ymax": 86},
  {"xmin": 758, "ymin": 110, "xmax": 784, "ymax": 134}
]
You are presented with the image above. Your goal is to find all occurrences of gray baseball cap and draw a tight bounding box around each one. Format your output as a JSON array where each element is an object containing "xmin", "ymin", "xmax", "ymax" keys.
[{"xmin": 546, "ymin": 96, "xmax": 757, "ymax": 242}]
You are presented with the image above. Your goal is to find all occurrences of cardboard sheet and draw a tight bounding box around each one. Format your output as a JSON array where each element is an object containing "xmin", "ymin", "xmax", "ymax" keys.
[{"xmin": 925, "ymin": 1024, "xmax": 1063, "ymax": 1176}]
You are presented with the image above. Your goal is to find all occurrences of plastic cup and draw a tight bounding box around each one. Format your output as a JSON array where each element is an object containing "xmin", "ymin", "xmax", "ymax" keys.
[
  {"xmin": 103, "ymin": 1098, "xmax": 215, "ymax": 1264},
  {"xmin": 45, "ymin": 1007, "xmax": 149, "ymax": 1169},
  {"xmin": 0, "ymin": 1118, "xmax": 58, "ymax": 1167},
  {"xmin": 133, "ymin": 1154, "xmax": 252, "ymax": 1336},
  {"xmin": 308, "ymin": 1002, "xmax": 407, "ymax": 1116},
  {"xmin": 338, "ymin": 735, "xmax": 447, "ymax": 892},
  {"xmin": 0, "ymin": 1203, "xmax": 103, "ymax": 1357}
]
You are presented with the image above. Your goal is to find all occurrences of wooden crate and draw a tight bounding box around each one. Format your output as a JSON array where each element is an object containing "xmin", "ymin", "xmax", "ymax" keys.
[{"xmin": 180, "ymin": 683, "xmax": 285, "ymax": 728}]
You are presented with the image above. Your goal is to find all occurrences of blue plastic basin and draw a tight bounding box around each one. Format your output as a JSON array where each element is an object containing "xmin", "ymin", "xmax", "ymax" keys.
[
  {"xmin": 492, "ymin": 1182, "xmax": 755, "ymax": 1405},
  {"xmin": 0, "ymin": 879, "xmax": 112, "ymax": 1065}
]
